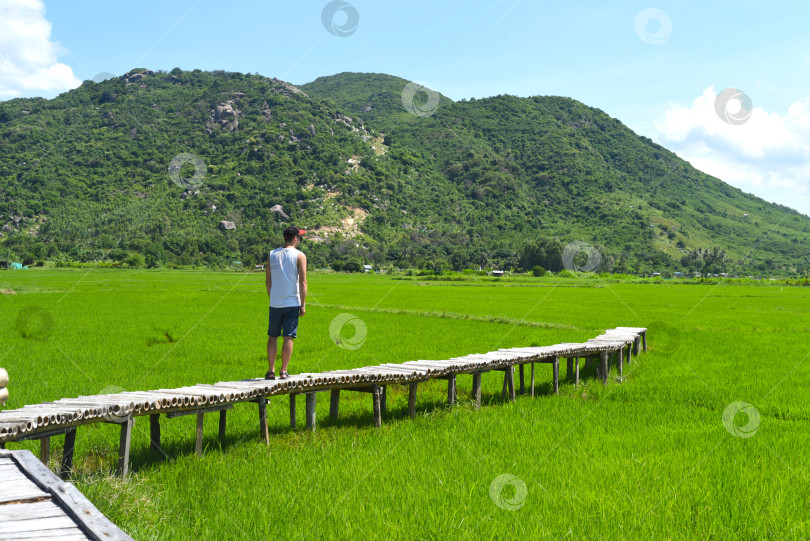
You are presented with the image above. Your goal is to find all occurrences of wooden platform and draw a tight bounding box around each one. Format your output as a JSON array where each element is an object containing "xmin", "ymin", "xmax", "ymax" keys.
[
  {"xmin": 0, "ymin": 449, "xmax": 132, "ymax": 540},
  {"xmin": 0, "ymin": 327, "xmax": 647, "ymax": 477}
]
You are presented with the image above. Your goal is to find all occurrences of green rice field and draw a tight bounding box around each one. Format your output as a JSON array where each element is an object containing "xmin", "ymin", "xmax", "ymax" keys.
[{"xmin": 1, "ymin": 269, "xmax": 809, "ymax": 539}]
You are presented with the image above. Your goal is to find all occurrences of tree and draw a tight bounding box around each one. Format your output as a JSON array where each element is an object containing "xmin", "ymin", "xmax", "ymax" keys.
[
  {"xmin": 519, "ymin": 237, "xmax": 564, "ymax": 272},
  {"xmin": 124, "ymin": 253, "xmax": 145, "ymax": 268}
]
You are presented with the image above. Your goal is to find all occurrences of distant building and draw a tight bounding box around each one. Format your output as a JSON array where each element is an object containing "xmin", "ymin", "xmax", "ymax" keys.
[
  {"xmin": 490, "ymin": 270, "xmax": 504, "ymax": 277},
  {"xmin": 363, "ymin": 265, "xmax": 373, "ymax": 273},
  {"xmin": 254, "ymin": 264, "xmax": 265, "ymax": 271}
]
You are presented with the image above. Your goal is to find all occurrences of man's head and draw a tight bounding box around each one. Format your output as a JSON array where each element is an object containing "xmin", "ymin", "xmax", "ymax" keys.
[{"xmin": 283, "ymin": 226, "xmax": 307, "ymax": 245}]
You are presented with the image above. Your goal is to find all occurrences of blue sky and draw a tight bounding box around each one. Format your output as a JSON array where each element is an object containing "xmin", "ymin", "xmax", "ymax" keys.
[{"xmin": 2, "ymin": 0, "xmax": 810, "ymax": 213}]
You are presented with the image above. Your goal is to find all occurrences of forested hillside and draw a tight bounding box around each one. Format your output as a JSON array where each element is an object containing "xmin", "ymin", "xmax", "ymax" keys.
[{"xmin": 0, "ymin": 68, "xmax": 807, "ymax": 275}]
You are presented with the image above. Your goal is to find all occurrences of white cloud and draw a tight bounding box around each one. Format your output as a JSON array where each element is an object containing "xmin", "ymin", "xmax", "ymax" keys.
[
  {"xmin": 654, "ymin": 87, "xmax": 810, "ymax": 216},
  {"xmin": 0, "ymin": 0, "xmax": 81, "ymax": 99}
]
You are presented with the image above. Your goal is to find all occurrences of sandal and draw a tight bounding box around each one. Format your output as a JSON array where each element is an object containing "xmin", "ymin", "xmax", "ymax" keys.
[
  {"xmin": 265, "ymin": 371, "xmax": 275, "ymax": 380},
  {"xmin": 279, "ymin": 371, "xmax": 290, "ymax": 380}
]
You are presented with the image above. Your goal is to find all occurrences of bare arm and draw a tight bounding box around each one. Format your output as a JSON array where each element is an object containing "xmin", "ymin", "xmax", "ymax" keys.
[
  {"xmin": 298, "ymin": 253, "xmax": 307, "ymax": 316},
  {"xmin": 265, "ymin": 254, "xmax": 271, "ymax": 299}
]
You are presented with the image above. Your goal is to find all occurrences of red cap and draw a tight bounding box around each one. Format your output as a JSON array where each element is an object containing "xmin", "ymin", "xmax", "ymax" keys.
[{"xmin": 283, "ymin": 226, "xmax": 307, "ymax": 239}]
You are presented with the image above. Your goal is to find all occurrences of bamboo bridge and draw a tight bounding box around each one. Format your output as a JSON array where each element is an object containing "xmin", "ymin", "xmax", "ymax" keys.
[{"xmin": 0, "ymin": 327, "xmax": 647, "ymax": 478}]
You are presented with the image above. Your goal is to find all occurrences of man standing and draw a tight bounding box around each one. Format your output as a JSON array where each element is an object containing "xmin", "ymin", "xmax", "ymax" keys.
[{"xmin": 265, "ymin": 226, "xmax": 307, "ymax": 380}]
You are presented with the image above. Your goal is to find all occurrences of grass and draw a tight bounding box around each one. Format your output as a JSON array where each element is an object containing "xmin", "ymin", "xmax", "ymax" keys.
[{"xmin": 1, "ymin": 269, "xmax": 809, "ymax": 539}]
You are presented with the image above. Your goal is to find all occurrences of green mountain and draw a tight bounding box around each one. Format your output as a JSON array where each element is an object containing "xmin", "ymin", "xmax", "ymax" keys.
[{"xmin": 0, "ymin": 68, "xmax": 807, "ymax": 275}]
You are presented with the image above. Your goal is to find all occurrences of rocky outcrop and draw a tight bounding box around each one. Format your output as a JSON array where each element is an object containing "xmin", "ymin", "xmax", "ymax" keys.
[
  {"xmin": 270, "ymin": 78, "xmax": 308, "ymax": 98},
  {"xmin": 269, "ymin": 205, "xmax": 289, "ymax": 220},
  {"xmin": 207, "ymin": 100, "xmax": 241, "ymax": 134},
  {"xmin": 334, "ymin": 114, "xmax": 358, "ymax": 132},
  {"xmin": 121, "ymin": 70, "xmax": 154, "ymax": 83},
  {"xmin": 219, "ymin": 220, "xmax": 236, "ymax": 231}
]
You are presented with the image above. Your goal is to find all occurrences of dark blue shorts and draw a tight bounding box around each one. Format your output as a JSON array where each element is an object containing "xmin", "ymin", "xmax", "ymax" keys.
[{"xmin": 268, "ymin": 306, "xmax": 299, "ymax": 338}]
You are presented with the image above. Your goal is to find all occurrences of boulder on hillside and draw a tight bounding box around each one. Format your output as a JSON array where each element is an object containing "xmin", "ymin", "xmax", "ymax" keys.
[
  {"xmin": 219, "ymin": 221, "xmax": 236, "ymax": 231},
  {"xmin": 270, "ymin": 205, "xmax": 289, "ymax": 220},
  {"xmin": 208, "ymin": 100, "xmax": 240, "ymax": 133}
]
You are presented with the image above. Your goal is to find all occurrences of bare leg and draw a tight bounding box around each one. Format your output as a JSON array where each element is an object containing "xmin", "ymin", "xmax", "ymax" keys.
[
  {"xmin": 267, "ymin": 336, "xmax": 279, "ymax": 372},
  {"xmin": 281, "ymin": 337, "xmax": 295, "ymax": 373}
]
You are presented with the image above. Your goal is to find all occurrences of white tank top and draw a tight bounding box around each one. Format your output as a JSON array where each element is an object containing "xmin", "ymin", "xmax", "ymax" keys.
[{"xmin": 269, "ymin": 247, "xmax": 302, "ymax": 308}]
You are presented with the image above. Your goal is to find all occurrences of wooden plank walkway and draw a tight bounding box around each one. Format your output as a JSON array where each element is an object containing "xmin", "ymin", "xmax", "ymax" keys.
[
  {"xmin": 0, "ymin": 449, "xmax": 132, "ymax": 540},
  {"xmin": 0, "ymin": 327, "xmax": 647, "ymax": 477}
]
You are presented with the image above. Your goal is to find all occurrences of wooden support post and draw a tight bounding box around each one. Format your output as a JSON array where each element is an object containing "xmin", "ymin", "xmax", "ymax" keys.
[
  {"xmin": 195, "ymin": 413, "xmax": 204, "ymax": 456},
  {"xmin": 219, "ymin": 409, "xmax": 227, "ymax": 441},
  {"xmin": 600, "ymin": 352, "xmax": 609, "ymax": 384},
  {"xmin": 626, "ymin": 344, "xmax": 633, "ymax": 365},
  {"xmin": 289, "ymin": 394, "xmax": 296, "ymax": 429},
  {"xmin": 447, "ymin": 376, "xmax": 456, "ymax": 406},
  {"xmin": 372, "ymin": 387, "xmax": 382, "ymax": 428},
  {"xmin": 472, "ymin": 374, "xmax": 482, "ymax": 409},
  {"xmin": 408, "ymin": 382, "xmax": 418, "ymax": 419},
  {"xmin": 530, "ymin": 363, "xmax": 535, "ymax": 398},
  {"xmin": 258, "ymin": 397, "xmax": 269, "ymax": 445},
  {"xmin": 519, "ymin": 364, "xmax": 525, "ymax": 395},
  {"xmin": 381, "ymin": 385, "xmax": 387, "ymax": 415},
  {"xmin": 117, "ymin": 417, "xmax": 133, "ymax": 477},
  {"xmin": 584, "ymin": 357, "xmax": 592, "ymax": 372},
  {"xmin": 507, "ymin": 366, "xmax": 515, "ymax": 402},
  {"xmin": 642, "ymin": 331, "xmax": 647, "ymax": 352},
  {"xmin": 618, "ymin": 347, "xmax": 623, "ymax": 378},
  {"xmin": 306, "ymin": 392, "xmax": 317, "ymax": 432},
  {"xmin": 575, "ymin": 358, "xmax": 580, "ymax": 385},
  {"xmin": 60, "ymin": 428, "xmax": 76, "ymax": 477},
  {"xmin": 39, "ymin": 436, "xmax": 50, "ymax": 466},
  {"xmin": 633, "ymin": 337, "xmax": 640, "ymax": 356},
  {"xmin": 566, "ymin": 358, "xmax": 573, "ymax": 381},
  {"xmin": 502, "ymin": 370, "xmax": 508, "ymax": 399},
  {"xmin": 330, "ymin": 389, "xmax": 340, "ymax": 422},
  {"xmin": 150, "ymin": 414, "xmax": 161, "ymax": 453},
  {"xmin": 553, "ymin": 356, "xmax": 560, "ymax": 394}
]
